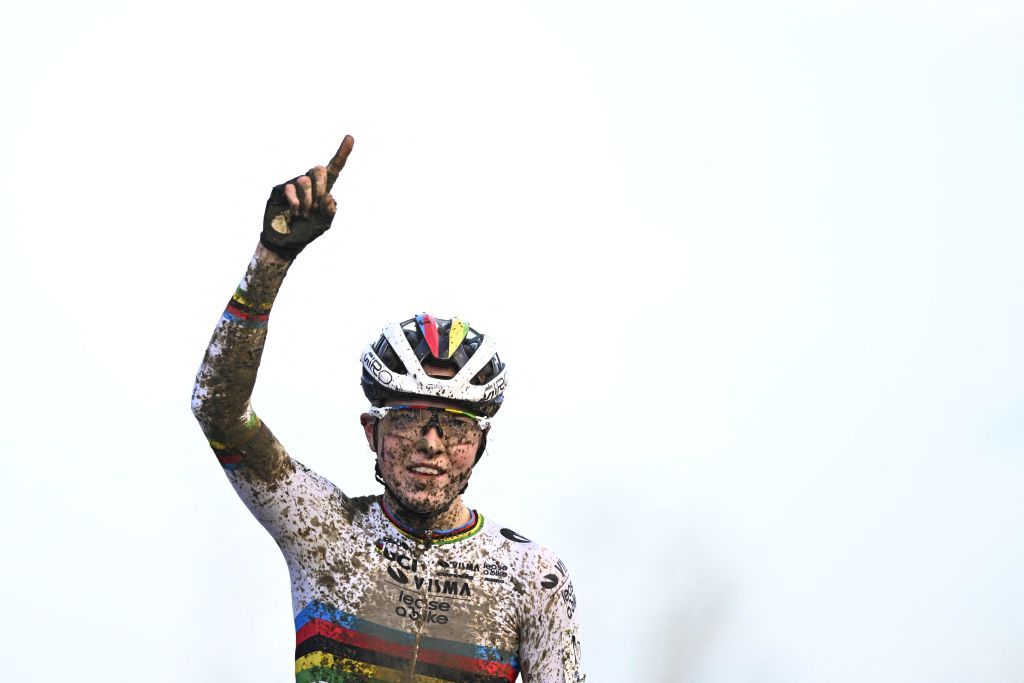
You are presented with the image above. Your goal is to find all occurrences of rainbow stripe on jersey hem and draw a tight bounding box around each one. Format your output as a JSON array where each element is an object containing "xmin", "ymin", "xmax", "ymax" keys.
[{"xmin": 294, "ymin": 601, "xmax": 519, "ymax": 682}]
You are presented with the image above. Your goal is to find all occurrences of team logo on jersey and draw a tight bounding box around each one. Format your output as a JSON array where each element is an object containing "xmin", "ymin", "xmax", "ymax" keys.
[
  {"xmin": 395, "ymin": 589, "xmax": 452, "ymax": 625},
  {"xmin": 387, "ymin": 565, "xmax": 409, "ymax": 584},
  {"xmin": 482, "ymin": 560, "xmax": 508, "ymax": 583},
  {"xmin": 379, "ymin": 546, "xmax": 419, "ymax": 571},
  {"xmin": 377, "ymin": 541, "xmax": 422, "ymax": 586},
  {"xmin": 560, "ymin": 581, "xmax": 577, "ymax": 619},
  {"xmin": 436, "ymin": 558, "xmax": 479, "ymax": 579},
  {"xmin": 542, "ymin": 559, "xmax": 568, "ymax": 589},
  {"xmin": 500, "ymin": 528, "xmax": 531, "ymax": 543},
  {"xmin": 410, "ymin": 576, "xmax": 472, "ymax": 597}
]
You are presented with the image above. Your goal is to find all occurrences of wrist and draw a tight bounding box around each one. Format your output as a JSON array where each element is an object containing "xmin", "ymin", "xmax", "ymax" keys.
[
  {"xmin": 223, "ymin": 242, "xmax": 292, "ymax": 322},
  {"xmin": 256, "ymin": 240, "xmax": 292, "ymax": 265}
]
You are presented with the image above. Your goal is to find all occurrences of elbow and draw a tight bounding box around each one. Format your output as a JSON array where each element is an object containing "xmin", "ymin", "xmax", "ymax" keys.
[
  {"xmin": 191, "ymin": 378, "xmax": 252, "ymax": 439},
  {"xmin": 191, "ymin": 389, "xmax": 205, "ymax": 422},
  {"xmin": 191, "ymin": 377, "xmax": 226, "ymax": 429},
  {"xmin": 191, "ymin": 380, "xmax": 211, "ymax": 424}
]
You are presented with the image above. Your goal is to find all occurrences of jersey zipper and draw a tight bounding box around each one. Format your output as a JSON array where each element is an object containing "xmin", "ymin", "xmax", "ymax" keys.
[{"xmin": 405, "ymin": 530, "xmax": 434, "ymax": 682}]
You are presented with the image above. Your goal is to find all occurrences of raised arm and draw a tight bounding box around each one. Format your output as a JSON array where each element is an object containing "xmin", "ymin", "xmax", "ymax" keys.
[
  {"xmin": 191, "ymin": 136, "xmax": 355, "ymax": 484},
  {"xmin": 191, "ymin": 242, "xmax": 294, "ymax": 480}
]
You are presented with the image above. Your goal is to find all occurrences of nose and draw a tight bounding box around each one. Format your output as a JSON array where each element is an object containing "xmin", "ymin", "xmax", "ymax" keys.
[
  {"xmin": 414, "ymin": 426, "xmax": 447, "ymax": 456},
  {"xmin": 420, "ymin": 412, "xmax": 444, "ymax": 438}
]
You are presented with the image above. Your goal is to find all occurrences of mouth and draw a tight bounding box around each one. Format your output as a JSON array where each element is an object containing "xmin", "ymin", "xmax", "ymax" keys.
[{"xmin": 407, "ymin": 465, "xmax": 445, "ymax": 478}]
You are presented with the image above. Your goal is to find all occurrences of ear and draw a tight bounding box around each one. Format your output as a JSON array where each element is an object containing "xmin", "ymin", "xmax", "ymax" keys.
[{"xmin": 359, "ymin": 413, "xmax": 377, "ymax": 452}]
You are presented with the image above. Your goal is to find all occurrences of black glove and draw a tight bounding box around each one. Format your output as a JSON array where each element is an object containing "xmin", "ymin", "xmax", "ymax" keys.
[{"xmin": 259, "ymin": 176, "xmax": 335, "ymax": 260}]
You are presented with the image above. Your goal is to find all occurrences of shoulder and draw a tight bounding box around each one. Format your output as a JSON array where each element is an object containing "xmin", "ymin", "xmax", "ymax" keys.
[
  {"xmin": 270, "ymin": 459, "xmax": 374, "ymax": 527},
  {"xmin": 478, "ymin": 515, "xmax": 575, "ymax": 589},
  {"xmin": 343, "ymin": 493, "xmax": 378, "ymax": 516}
]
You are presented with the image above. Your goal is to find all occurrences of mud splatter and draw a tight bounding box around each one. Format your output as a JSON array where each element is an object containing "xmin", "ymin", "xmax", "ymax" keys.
[
  {"xmin": 375, "ymin": 428, "xmax": 480, "ymax": 533},
  {"xmin": 191, "ymin": 246, "xmax": 585, "ymax": 681},
  {"xmin": 192, "ymin": 247, "xmax": 292, "ymax": 480}
]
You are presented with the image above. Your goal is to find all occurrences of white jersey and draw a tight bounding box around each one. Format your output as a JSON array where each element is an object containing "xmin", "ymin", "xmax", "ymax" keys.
[
  {"xmin": 192, "ymin": 250, "xmax": 585, "ymax": 682},
  {"xmin": 224, "ymin": 458, "xmax": 585, "ymax": 683}
]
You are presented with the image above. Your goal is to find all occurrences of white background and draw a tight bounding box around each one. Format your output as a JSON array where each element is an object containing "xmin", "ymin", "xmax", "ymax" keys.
[{"xmin": 1, "ymin": 1, "xmax": 1022, "ymax": 681}]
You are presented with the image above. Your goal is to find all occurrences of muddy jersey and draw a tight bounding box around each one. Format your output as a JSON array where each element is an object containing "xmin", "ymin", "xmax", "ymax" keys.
[
  {"xmin": 223, "ymin": 460, "xmax": 584, "ymax": 682},
  {"xmin": 192, "ymin": 250, "xmax": 584, "ymax": 682}
]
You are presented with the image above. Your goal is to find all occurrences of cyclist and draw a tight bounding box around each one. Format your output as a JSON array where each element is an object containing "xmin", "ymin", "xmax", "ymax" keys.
[{"xmin": 191, "ymin": 136, "xmax": 585, "ymax": 682}]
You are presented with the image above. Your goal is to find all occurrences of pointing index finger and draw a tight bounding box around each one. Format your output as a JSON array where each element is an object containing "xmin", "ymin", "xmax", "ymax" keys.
[{"xmin": 325, "ymin": 135, "xmax": 355, "ymax": 191}]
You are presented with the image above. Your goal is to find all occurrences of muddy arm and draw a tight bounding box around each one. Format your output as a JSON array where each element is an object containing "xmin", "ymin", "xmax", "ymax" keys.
[
  {"xmin": 191, "ymin": 136, "xmax": 354, "ymax": 479},
  {"xmin": 191, "ymin": 242, "xmax": 296, "ymax": 481}
]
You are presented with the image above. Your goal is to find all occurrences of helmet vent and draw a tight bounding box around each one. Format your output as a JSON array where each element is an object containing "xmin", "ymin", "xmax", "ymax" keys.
[
  {"xmin": 375, "ymin": 339, "xmax": 408, "ymax": 375},
  {"xmin": 469, "ymin": 352, "xmax": 502, "ymax": 386},
  {"xmin": 361, "ymin": 315, "xmax": 507, "ymax": 417}
]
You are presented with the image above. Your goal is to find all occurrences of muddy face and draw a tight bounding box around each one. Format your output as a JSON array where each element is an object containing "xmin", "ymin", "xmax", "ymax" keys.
[
  {"xmin": 361, "ymin": 400, "xmax": 484, "ymax": 528},
  {"xmin": 382, "ymin": 430, "xmax": 477, "ymax": 511}
]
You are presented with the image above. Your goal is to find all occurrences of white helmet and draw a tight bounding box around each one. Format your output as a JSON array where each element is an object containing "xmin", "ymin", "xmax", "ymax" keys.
[{"xmin": 361, "ymin": 314, "xmax": 507, "ymax": 417}]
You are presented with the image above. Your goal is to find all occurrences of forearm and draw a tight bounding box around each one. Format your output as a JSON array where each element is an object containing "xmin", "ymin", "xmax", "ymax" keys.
[
  {"xmin": 193, "ymin": 137, "xmax": 352, "ymax": 479},
  {"xmin": 191, "ymin": 243, "xmax": 292, "ymax": 463}
]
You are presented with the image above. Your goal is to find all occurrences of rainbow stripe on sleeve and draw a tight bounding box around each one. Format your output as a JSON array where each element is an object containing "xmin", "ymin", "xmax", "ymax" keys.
[
  {"xmin": 206, "ymin": 413, "xmax": 261, "ymax": 470},
  {"xmin": 221, "ymin": 288, "xmax": 272, "ymax": 328},
  {"xmin": 294, "ymin": 602, "xmax": 520, "ymax": 683},
  {"xmin": 208, "ymin": 439, "xmax": 243, "ymax": 470}
]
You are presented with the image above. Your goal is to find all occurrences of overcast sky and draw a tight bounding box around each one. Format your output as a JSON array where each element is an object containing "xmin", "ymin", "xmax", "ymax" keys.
[{"xmin": 2, "ymin": 1, "xmax": 1022, "ymax": 681}]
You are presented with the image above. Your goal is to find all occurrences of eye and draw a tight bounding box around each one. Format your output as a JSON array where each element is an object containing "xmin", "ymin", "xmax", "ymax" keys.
[
  {"xmin": 440, "ymin": 415, "xmax": 480, "ymax": 443},
  {"xmin": 439, "ymin": 414, "xmax": 471, "ymax": 430},
  {"xmin": 388, "ymin": 410, "xmax": 419, "ymax": 428}
]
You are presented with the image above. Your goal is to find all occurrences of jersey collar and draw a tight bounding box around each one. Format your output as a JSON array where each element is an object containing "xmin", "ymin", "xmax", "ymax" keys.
[{"xmin": 378, "ymin": 495, "xmax": 484, "ymax": 545}]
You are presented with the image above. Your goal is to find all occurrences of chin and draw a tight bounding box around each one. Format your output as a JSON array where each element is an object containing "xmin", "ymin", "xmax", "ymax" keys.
[{"xmin": 395, "ymin": 490, "xmax": 454, "ymax": 515}]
